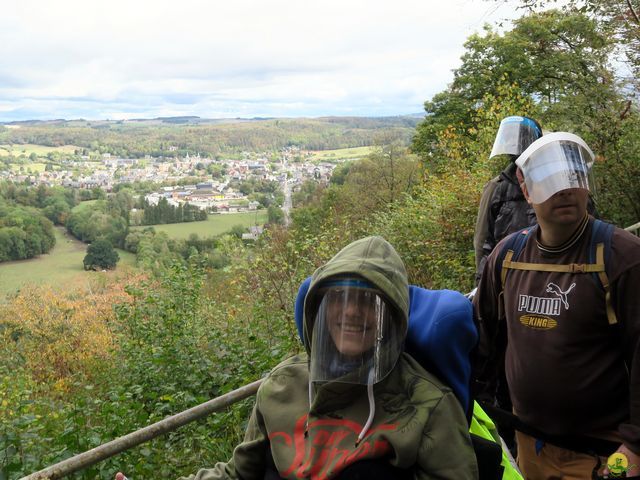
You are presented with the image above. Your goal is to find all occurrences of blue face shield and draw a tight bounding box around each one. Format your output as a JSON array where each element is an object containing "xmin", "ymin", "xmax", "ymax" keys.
[{"xmin": 490, "ymin": 116, "xmax": 543, "ymax": 159}]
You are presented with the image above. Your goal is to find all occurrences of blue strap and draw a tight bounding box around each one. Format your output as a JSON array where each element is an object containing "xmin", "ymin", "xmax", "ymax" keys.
[
  {"xmin": 497, "ymin": 225, "xmax": 537, "ymax": 283},
  {"xmin": 589, "ymin": 219, "xmax": 614, "ymax": 284}
]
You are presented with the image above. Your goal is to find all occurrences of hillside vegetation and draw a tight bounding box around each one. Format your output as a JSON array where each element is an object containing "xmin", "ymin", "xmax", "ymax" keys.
[
  {"xmin": 0, "ymin": 116, "xmax": 418, "ymax": 159},
  {"xmin": 2, "ymin": 3, "xmax": 639, "ymax": 479}
]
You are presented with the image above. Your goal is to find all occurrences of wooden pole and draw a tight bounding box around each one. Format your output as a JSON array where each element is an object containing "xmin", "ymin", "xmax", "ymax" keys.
[{"xmin": 21, "ymin": 379, "xmax": 263, "ymax": 480}]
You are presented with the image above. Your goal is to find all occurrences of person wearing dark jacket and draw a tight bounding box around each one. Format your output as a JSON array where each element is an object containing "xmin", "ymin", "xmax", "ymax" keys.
[{"xmin": 474, "ymin": 116, "xmax": 542, "ymax": 285}]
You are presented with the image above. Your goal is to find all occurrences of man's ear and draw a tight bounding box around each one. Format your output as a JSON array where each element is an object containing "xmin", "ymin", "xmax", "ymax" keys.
[
  {"xmin": 516, "ymin": 167, "xmax": 533, "ymax": 205},
  {"xmin": 521, "ymin": 182, "xmax": 534, "ymax": 205}
]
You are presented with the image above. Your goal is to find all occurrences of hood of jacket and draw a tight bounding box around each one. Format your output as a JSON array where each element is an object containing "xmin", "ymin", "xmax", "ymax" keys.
[
  {"xmin": 302, "ymin": 236, "xmax": 409, "ymax": 355},
  {"xmin": 499, "ymin": 161, "xmax": 520, "ymax": 185}
]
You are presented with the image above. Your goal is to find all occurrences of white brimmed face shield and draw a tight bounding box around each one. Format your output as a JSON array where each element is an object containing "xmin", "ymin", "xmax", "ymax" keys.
[
  {"xmin": 309, "ymin": 278, "xmax": 403, "ymax": 385},
  {"xmin": 490, "ymin": 116, "xmax": 543, "ymax": 159},
  {"xmin": 516, "ymin": 132, "xmax": 595, "ymax": 204}
]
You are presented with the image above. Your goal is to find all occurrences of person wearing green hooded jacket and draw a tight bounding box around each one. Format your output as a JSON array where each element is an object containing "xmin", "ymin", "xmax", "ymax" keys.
[{"xmin": 176, "ymin": 236, "xmax": 478, "ymax": 480}]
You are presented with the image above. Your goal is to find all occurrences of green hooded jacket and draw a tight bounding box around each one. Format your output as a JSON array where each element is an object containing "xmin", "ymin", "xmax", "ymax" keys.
[{"xmin": 179, "ymin": 236, "xmax": 478, "ymax": 480}]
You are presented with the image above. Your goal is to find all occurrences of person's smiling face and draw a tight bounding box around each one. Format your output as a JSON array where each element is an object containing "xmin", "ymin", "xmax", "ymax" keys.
[{"xmin": 325, "ymin": 288, "xmax": 379, "ymax": 358}]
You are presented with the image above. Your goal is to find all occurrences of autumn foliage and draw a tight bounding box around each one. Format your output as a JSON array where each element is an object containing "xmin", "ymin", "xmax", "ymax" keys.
[{"xmin": 1, "ymin": 281, "xmax": 134, "ymax": 392}]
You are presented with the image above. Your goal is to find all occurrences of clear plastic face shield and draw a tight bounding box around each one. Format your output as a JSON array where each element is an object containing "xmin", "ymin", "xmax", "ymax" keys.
[
  {"xmin": 515, "ymin": 132, "xmax": 595, "ymax": 204},
  {"xmin": 490, "ymin": 116, "xmax": 543, "ymax": 159},
  {"xmin": 309, "ymin": 278, "xmax": 403, "ymax": 385}
]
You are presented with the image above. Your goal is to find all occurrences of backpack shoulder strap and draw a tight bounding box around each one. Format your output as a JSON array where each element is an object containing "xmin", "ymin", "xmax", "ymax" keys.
[
  {"xmin": 589, "ymin": 218, "xmax": 614, "ymax": 264},
  {"xmin": 589, "ymin": 219, "xmax": 617, "ymax": 325},
  {"xmin": 497, "ymin": 226, "xmax": 535, "ymax": 287},
  {"xmin": 496, "ymin": 226, "xmax": 536, "ymax": 320},
  {"xmin": 474, "ymin": 176, "xmax": 500, "ymax": 269}
]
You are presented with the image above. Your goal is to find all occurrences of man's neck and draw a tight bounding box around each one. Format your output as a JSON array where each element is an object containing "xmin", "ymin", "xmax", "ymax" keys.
[{"xmin": 538, "ymin": 214, "xmax": 589, "ymax": 248}]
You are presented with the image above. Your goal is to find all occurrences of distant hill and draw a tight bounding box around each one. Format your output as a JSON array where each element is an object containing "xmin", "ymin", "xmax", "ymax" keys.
[{"xmin": 0, "ymin": 116, "xmax": 420, "ymax": 156}]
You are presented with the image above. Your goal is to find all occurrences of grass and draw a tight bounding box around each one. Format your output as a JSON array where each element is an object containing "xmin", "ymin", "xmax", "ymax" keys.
[
  {"xmin": 0, "ymin": 227, "xmax": 136, "ymax": 299},
  {"xmin": 72, "ymin": 199, "xmax": 101, "ymax": 213},
  {"xmin": 308, "ymin": 146, "xmax": 374, "ymax": 162},
  {"xmin": 0, "ymin": 144, "xmax": 79, "ymax": 157},
  {"xmin": 9, "ymin": 163, "xmax": 48, "ymax": 173},
  {"xmin": 132, "ymin": 210, "xmax": 268, "ymax": 239}
]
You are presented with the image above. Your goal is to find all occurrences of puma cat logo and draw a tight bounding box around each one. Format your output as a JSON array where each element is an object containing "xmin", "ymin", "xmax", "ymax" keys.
[{"xmin": 545, "ymin": 282, "xmax": 576, "ymax": 310}]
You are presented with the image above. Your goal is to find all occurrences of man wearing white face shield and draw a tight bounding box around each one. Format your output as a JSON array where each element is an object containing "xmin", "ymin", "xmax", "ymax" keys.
[
  {"xmin": 473, "ymin": 132, "xmax": 640, "ymax": 479},
  {"xmin": 516, "ymin": 132, "xmax": 594, "ymax": 206}
]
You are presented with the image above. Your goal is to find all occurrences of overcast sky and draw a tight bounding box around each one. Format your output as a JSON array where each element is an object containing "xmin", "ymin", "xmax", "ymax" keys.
[{"xmin": 0, "ymin": 0, "xmax": 521, "ymax": 121}]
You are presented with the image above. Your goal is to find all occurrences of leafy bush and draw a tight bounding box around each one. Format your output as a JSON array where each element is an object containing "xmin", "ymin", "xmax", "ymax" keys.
[
  {"xmin": 0, "ymin": 250, "xmax": 304, "ymax": 479},
  {"xmin": 84, "ymin": 239, "xmax": 120, "ymax": 271}
]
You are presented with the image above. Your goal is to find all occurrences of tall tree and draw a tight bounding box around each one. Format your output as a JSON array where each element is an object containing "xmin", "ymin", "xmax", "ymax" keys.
[
  {"xmin": 516, "ymin": 0, "xmax": 640, "ymax": 82},
  {"xmin": 412, "ymin": 9, "xmax": 616, "ymax": 158},
  {"xmin": 411, "ymin": 6, "xmax": 638, "ymax": 224},
  {"xmin": 345, "ymin": 142, "xmax": 420, "ymax": 214}
]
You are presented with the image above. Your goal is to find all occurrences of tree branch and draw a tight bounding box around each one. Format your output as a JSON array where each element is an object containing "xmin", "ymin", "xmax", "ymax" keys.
[
  {"xmin": 627, "ymin": 0, "xmax": 640, "ymax": 25},
  {"xmin": 620, "ymin": 100, "xmax": 632, "ymax": 120}
]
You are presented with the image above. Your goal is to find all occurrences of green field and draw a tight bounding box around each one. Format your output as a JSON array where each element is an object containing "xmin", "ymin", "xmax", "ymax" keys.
[
  {"xmin": 9, "ymin": 162, "xmax": 48, "ymax": 173},
  {"xmin": 0, "ymin": 211, "xmax": 266, "ymax": 297},
  {"xmin": 0, "ymin": 227, "xmax": 136, "ymax": 299},
  {"xmin": 308, "ymin": 146, "xmax": 374, "ymax": 162},
  {"xmin": 0, "ymin": 143, "xmax": 79, "ymax": 157},
  {"xmin": 132, "ymin": 210, "xmax": 268, "ymax": 239},
  {"xmin": 72, "ymin": 199, "xmax": 101, "ymax": 212}
]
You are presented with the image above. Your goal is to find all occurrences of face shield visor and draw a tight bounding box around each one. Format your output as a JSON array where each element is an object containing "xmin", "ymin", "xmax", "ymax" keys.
[
  {"xmin": 490, "ymin": 116, "xmax": 543, "ymax": 159},
  {"xmin": 515, "ymin": 132, "xmax": 595, "ymax": 204},
  {"xmin": 309, "ymin": 278, "xmax": 403, "ymax": 385}
]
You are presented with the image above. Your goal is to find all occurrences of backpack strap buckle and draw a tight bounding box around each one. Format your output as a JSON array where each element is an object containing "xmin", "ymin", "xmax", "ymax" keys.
[{"xmin": 570, "ymin": 263, "xmax": 586, "ymax": 273}]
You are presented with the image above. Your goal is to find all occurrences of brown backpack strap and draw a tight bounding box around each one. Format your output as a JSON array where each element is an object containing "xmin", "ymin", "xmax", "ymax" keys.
[
  {"xmin": 498, "ymin": 250, "xmax": 515, "ymax": 321},
  {"xmin": 595, "ymin": 242, "xmax": 618, "ymax": 325},
  {"xmin": 502, "ymin": 260, "xmax": 603, "ymax": 274},
  {"xmin": 501, "ymin": 250, "xmax": 514, "ymax": 286}
]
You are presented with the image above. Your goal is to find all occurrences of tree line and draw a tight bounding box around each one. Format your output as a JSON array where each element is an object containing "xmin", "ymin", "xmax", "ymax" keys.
[
  {"xmin": 0, "ymin": 183, "xmax": 214, "ymax": 264},
  {"xmin": 0, "ymin": 117, "xmax": 418, "ymax": 159},
  {"xmin": 137, "ymin": 197, "xmax": 207, "ymax": 225},
  {"xmin": 0, "ymin": 183, "xmax": 83, "ymax": 262},
  {"xmin": 0, "ymin": 202, "xmax": 55, "ymax": 262}
]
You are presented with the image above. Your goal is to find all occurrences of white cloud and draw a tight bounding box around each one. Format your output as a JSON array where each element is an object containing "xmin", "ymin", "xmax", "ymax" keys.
[{"xmin": 0, "ymin": 0, "xmax": 522, "ymax": 120}]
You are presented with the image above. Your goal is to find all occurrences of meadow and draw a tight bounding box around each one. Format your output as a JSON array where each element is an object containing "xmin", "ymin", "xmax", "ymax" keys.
[
  {"xmin": 9, "ymin": 162, "xmax": 48, "ymax": 173},
  {"xmin": 0, "ymin": 227, "xmax": 136, "ymax": 298},
  {"xmin": 0, "ymin": 210, "xmax": 266, "ymax": 297},
  {"xmin": 308, "ymin": 146, "xmax": 374, "ymax": 162},
  {"xmin": 132, "ymin": 210, "xmax": 268, "ymax": 239},
  {"xmin": 0, "ymin": 143, "xmax": 79, "ymax": 157}
]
